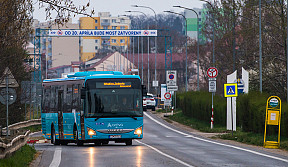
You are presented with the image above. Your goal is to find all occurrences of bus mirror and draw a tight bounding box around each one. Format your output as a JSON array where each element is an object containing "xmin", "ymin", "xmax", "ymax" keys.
[
  {"xmin": 142, "ymin": 85, "xmax": 147, "ymax": 96},
  {"xmin": 81, "ymin": 88, "xmax": 86, "ymax": 99}
]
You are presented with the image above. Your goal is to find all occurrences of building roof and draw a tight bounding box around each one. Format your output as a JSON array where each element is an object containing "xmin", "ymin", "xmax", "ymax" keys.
[
  {"xmin": 127, "ymin": 52, "xmax": 186, "ymax": 69},
  {"xmin": 85, "ymin": 53, "xmax": 114, "ymax": 70}
]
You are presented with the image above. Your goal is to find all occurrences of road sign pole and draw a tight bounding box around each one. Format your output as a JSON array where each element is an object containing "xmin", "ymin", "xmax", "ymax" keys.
[
  {"xmin": 231, "ymin": 97, "xmax": 233, "ymax": 136},
  {"xmin": 211, "ymin": 93, "xmax": 214, "ymax": 129},
  {"xmin": 6, "ymin": 75, "xmax": 8, "ymax": 136},
  {"xmin": 175, "ymin": 92, "xmax": 176, "ymax": 113}
]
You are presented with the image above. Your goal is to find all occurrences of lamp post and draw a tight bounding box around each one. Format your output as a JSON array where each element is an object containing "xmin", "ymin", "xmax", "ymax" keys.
[
  {"xmin": 132, "ymin": 5, "xmax": 158, "ymax": 94},
  {"xmin": 164, "ymin": 11, "xmax": 188, "ymax": 92},
  {"xmin": 259, "ymin": 0, "xmax": 262, "ymax": 92},
  {"xmin": 200, "ymin": 0, "xmax": 215, "ymax": 66},
  {"xmin": 119, "ymin": 15, "xmax": 133, "ymax": 71},
  {"xmin": 174, "ymin": 6, "xmax": 200, "ymax": 91},
  {"xmin": 126, "ymin": 10, "xmax": 150, "ymax": 91},
  {"xmin": 287, "ymin": 0, "xmax": 288, "ymax": 102}
]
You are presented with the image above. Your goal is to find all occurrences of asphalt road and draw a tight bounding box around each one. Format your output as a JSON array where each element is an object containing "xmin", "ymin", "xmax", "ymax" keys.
[{"xmin": 32, "ymin": 112, "xmax": 288, "ymax": 167}]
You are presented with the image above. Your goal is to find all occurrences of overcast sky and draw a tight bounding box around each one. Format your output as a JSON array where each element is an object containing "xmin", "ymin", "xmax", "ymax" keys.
[{"xmin": 33, "ymin": 0, "xmax": 205, "ymax": 22}]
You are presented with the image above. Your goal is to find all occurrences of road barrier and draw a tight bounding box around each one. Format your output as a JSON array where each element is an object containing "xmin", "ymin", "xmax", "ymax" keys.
[
  {"xmin": 0, "ymin": 119, "xmax": 41, "ymax": 159},
  {"xmin": 0, "ymin": 130, "xmax": 30, "ymax": 159}
]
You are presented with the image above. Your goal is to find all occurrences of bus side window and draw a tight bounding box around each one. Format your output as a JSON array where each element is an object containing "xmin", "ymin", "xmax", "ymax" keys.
[
  {"xmin": 43, "ymin": 86, "xmax": 50, "ymax": 113},
  {"xmin": 72, "ymin": 84, "xmax": 79, "ymax": 110},
  {"xmin": 66, "ymin": 85, "xmax": 72, "ymax": 112},
  {"xmin": 55, "ymin": 86, "xmax": 59, "ymax": 111},
  {"xmin": 50, "ymin": 86, "xmax": 56, "ymax": 112}
]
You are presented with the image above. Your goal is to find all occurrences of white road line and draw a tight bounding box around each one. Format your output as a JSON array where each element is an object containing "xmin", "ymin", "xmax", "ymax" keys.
[
  {"xmin": 49, "ymin": 147, "xmax": 62, "ymax": 167},
  {"xmin": 144, "ymin": 112, "xmax": 288, "ymax": 163},
  {"xmin": 135, "ymin": 140, "xmax": 194, "ymax": 167}
]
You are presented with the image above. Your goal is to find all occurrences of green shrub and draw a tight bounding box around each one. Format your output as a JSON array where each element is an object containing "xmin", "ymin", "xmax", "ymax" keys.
[
  {"xmin": 177, "ymin": 91, "xmax": 288, "ymax": 138},
  {"xmin": 176, "ymin": 91, "xmax": 226, "ymax": 126}
]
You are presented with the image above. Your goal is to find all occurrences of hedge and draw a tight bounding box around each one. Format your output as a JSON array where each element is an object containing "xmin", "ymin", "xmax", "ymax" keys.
[{"xmin": 176, "ymin": 91, "xmax": 288, "ymax": 137}]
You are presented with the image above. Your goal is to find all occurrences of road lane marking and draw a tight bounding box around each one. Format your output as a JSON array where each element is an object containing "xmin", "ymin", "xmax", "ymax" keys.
[
  {"xmin": 135, "ymin": 140, "xmax": 194, "ymax": 167},
  {"xmin": 144, "ymin": 112, "xmax": 288, "ymax": 163},
  {"xmin": 144, "ymin": 112, "xmax": 191, "ymax": 136},
  {"xmin": 49, "ymin": 147, "xmax": 62, "ymax": 167}
]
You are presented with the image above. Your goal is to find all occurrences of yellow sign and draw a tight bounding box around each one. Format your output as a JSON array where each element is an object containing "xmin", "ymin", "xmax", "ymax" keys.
[
  {"xmin": 267, "ymin": 111, "xmax": 279, "ymax": 125},
  {"xmin": 264, "ymin": 96, "xmax": 281, "ymax": 149},
  {"xmin": 224, "ymin": 83, "xmax": 238, "ymax": 97}
]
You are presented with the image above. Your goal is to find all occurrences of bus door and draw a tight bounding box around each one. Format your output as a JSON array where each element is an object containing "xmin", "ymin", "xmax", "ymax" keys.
[{"xmin": 58, "ymin": 90, "xmax": 64, "ymax": 140}]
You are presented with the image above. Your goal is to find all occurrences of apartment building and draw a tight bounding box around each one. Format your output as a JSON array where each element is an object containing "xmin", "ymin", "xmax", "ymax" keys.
[
  {"xmin": 79, "ymin": 12, "xmax": 131, "ymax": 62},
  {"xmin": 32, "ymin": 19, "xmax": 79, "ymax": 69},
  {"xmin": 184, "ymin": 8, "xmax": 206, "ymax": 43}
]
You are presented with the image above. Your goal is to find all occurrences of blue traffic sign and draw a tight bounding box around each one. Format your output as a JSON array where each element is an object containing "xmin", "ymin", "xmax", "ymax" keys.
[{"xmin": 224, "ymin": 83, "xmax": 238, "ymax": 97}]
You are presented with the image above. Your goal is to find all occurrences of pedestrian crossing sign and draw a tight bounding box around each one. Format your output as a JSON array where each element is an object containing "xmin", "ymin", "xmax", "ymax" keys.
[{"xmin": 224, "ymin": 83, "xmax": 238, "ymax": 97}]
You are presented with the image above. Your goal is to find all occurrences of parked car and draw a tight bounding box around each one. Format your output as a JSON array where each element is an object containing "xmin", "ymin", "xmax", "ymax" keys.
[{"xmin": 143, "ymin": 93, "xmax": 156, "ymax": 111}]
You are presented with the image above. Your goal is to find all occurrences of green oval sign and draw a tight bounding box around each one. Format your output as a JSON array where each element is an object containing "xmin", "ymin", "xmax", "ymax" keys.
[{"xmin": 269, "ymin": 98, "xmax": 279, "ymax": 107}]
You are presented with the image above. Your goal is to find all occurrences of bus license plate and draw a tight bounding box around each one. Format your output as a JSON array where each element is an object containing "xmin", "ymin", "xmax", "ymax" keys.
[{"xmin": 109, "ymin": 135, "xmax": 121, "ymax": 139}]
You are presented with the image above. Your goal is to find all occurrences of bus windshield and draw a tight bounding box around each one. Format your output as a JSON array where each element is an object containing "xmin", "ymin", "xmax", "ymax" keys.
[{"xmin": 85, "ymin": 79, "xmax": 143, "ymax": 117}]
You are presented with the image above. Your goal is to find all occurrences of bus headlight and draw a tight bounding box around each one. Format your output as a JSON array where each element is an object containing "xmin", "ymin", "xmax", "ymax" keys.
[
  {"xmin": 134, "ymin": 127, "xmax": 142, "ymax": 136},
  {"xmin": 87, "ymin": 127, "xmax": 96, "ymax": 136}
]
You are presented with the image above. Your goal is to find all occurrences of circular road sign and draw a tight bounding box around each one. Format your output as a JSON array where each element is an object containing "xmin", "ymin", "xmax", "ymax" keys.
[
  {"xmin": 269, "ymin": 98, "xmax": 279, "ymax": 108},
  {"xmin": 169, "ymin": 74, "xmax": 174, "ymax": 80},
  {"xmin": 164, "ymin": 92, "xmax": 172, "ymax": 100},
  {"xmin": 207, "ymin": 67, "xmax": 218, "ymax": 78},
  {"xmin": 0, "ymin": 88, "xmax": 17, "ymax": 105}
]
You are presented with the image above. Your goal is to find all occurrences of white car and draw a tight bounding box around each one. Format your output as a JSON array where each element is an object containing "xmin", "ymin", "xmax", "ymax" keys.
[{"xmin": 143, "ymin": 93, "xmax": 156, "ymax": 111}]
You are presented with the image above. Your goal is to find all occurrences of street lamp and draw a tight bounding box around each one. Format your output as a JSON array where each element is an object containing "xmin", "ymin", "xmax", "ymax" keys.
[
  {"xmin": 132, "ymin": 5, "xmax": 158, "ymax": 94},
  {"xmin": 173, "ymin": 6, "xmax": 200, "ymax": 91},
  {"xmin": 200, "ymin": 0, "xmax": 215, "ymax": 66},
  {"xmin": 126, "ymin": 10, "xmax": 150, "ymax": 92},
  {"xmin": 164, "ymin": 11, "xmax": 188, "ymax": 92}
]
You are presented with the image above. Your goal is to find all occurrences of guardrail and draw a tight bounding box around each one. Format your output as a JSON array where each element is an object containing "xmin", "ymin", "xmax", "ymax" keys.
[
  {"xmin": 8, "ymin": 119, "xmax": 41, "ymax": 130},
  {"xmin": 0, "ymin": 119, "xmax": 41, "ymax": 159},
  {"xmin": 0, "ymin": 130, "xmax": 30, "ymax": 159}
]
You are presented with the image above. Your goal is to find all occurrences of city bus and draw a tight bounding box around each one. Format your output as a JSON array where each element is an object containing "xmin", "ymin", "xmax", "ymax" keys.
[{"xmin": 41, "ymin": 71, "xmax": 145, "ymax": 146}]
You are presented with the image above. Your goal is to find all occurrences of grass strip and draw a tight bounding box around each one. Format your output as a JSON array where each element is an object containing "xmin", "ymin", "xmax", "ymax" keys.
[
  {"xmin": 166, "ymin": 111, "xmax": 288, "ymax": 151},
  {"xmin": 169, "ymin": 112, "xmax": 227, "ymax": 133},
  {"xmin": 21, "ymin": 125, "xmax": 42, "ymax": 133},
  {"xmin": 0, "ymin": 144, "xmax": 36, "ymax": 167}
]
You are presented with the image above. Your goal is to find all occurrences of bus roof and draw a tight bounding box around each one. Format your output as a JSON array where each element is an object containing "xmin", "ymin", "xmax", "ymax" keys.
[{"xmin": 43, "ymin": 71, "xmax": 140, "ymax": 83}]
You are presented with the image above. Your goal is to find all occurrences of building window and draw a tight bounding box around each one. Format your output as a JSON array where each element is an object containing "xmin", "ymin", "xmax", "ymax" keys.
[
  {"xmin": 198, "ymin": 18, "xmax": 202, "ymax": 22},
  {"xmin": 112, "ymin": 26, "xmax": 117, "ymax": 29},
  {"xmin": 95, "ymin": 46, "xmax": 98, "ymax": 50},
  {"xmin": 112, "ymin": 39, "xmax": 116, "ymax": 43},
  {"xmin": 95, "ymin": 40, "xmax": 98, "ymax": 43},
  {"xmin": 102, "ymin": 40, "xmax": 109, "ymax": 44},
  {"xmin": 95, "ymin": 26, "xmax": 98, "ymax": 29},
  {"xmin": 103, "ymin": 26, "xmax": 108, "ymax": 30},
  {"xmin": 95, "ymin": 20, "xmax": 98, "ymax": 23},
  {"xmin": 121, "ymin": 46, "xmax": 125, "ymax": 50},
  {"xmin": 102, "ymin": 19, "xmax": 109, "ymax": 23},
  {"xmin": 112, "ymin": 19, "xmax": 116, "ymax": 23},
  {"xmin": 120, "ymin": 39, "xmax": 125, "ymax": 43},
  {"xmin": 120, "ymin": 19, "xmax": 125, "ymax": 23},
  {"xmin": 199, "ymin": 11, "xmax": 202, "ymax": 15},
  {"xmin": 120, "ymin": 26, "xmax": 125, "ymax": 30},
  {"xmin": 199, "ymin": 25, "xmax": 202, "ymax": 29}
]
